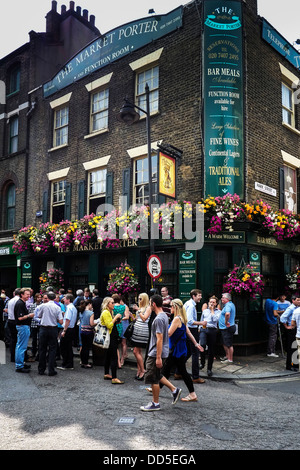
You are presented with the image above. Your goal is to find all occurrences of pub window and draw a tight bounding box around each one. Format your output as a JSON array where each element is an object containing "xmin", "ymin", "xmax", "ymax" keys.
[
  {"xmin": 90, "ymin": 88, "xmax": 109, "ymax": 133},
  {"xmin": 8, "ymin": 64, "xmax": 20, "ymax": 95},
  {"xmin": 136, "ymin": 65, "xmax": 159, "ymax": 116},
  {"xmin": 9, "ymin": 115, "xmax": 18, "ymax": 154},
  {"xmin": 133, "ymin": 154, "xmax": 157, "ymax": 205},
  {"xmin": 51, "ymin": 179, "xmax": 66, "ymax": 223},
  {"xmin": 6, "ymin": 183, "xmax": 16, "ymax": 229},
  {"xmin": 282, "ymin": 82, "xmax": 294, "ymax": 127},
  {"xmin": 88, "ymin": 168, "xmax": 107, "ymax": 214},
  {"xmin": 54, "ymin": 106, "xmax": 69, "ymax": 147}
]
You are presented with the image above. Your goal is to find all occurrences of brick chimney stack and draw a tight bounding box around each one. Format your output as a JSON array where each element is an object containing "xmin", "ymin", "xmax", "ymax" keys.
[{"xmin": 46, "ymin": 1, "xmax": 100, "ymax": 38}]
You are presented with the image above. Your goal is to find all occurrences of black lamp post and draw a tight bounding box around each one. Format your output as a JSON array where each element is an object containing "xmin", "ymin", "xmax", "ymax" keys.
[{"xmin": 117, "ymin": 83, "xmax": 153, "ymax": 208}]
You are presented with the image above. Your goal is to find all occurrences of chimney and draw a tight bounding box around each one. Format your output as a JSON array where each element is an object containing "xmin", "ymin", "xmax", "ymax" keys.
[
  {"xmin": 76, "ymin": 6, "xmax": 81, "ymax": 15},
  {"xmin": 46, "ymin": 0, "xmax": 61, "ymax": 37},
  {"xmin": 69, "ymin": 1, "xmax": 75, "ymax": 10},
  {"xmin": 83, "ymin": 9, "xmax": 88, "ymax": 20},
  {"xmin": 90, "ymin": 15, "xmax": 95, "ymax": 27},
  {"xmin": 61, "ymin": 4, "xmax": 67, "ymax": 14}
]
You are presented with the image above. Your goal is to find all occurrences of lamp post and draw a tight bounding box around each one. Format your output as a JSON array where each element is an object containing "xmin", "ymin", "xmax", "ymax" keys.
[{"xmin": 117, "ymin": 83, "xmax": 155, "ymax": 256}]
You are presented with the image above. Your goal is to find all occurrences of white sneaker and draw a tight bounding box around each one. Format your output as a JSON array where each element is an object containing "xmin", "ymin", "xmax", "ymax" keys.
[{"xmin": 267, "ymin": 353, "xmax": 279, "ymax": 358}]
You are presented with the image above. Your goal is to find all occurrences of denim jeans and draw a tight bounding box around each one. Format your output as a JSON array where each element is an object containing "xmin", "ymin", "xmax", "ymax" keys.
[{"xmin": 15, "ymin": 325, "xmax": 31, "ymax": 369}]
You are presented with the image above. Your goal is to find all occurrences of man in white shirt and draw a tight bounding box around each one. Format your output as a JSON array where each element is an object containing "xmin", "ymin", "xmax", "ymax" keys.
[
  {"xmin": 58, "ymin": 294, "xmax": 77, "ymax": 370},
  {"xmin": 37, "ymin": 291, "xmax": 63, "ymax": 376},
  {"xmin": 184, "ymin": 289, "xmax": 205, "ymax": 384},
  {"xmin": 291, "ymin": 306, "xmax": 300, "ymax": 371},
  {"xmin": 6, "ymin": 288, "xmax": 20, "ymax": 362}
]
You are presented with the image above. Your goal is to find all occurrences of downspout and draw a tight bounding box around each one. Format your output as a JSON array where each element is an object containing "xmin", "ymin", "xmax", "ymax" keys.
[{"xmin": 24, "ymin": 98, "xmax": 37, "ymax": 227}]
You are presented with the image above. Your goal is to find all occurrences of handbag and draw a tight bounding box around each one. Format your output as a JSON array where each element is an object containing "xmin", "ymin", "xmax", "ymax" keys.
[
  {"xmin": 93, "ymin": 323, "xmax": 110, "ymax": 349},
  {"xmin": 124, "ymin": 321, "xmax": 135, "ymax": 340}
]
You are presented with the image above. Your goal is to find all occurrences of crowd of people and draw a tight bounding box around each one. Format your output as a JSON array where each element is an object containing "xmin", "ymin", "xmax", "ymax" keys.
[
  {"xmin": 0, "ymin": 283, "xmax": 241, "ymax": 411},
  {"xmin": 265, "ymin": 292, "xmax": 300, "ymax": 371}
]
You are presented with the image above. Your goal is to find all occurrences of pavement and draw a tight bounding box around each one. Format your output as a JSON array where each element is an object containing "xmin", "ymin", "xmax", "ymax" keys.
[{"xmin": 90, "ymin": 346, "xmax": 300, "ymax": 382}]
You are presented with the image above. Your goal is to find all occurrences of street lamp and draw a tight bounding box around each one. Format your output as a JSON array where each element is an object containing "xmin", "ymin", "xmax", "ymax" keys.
[{"xmin": 117, "ymin": 83, "xmax": 153, "ymax": 208}]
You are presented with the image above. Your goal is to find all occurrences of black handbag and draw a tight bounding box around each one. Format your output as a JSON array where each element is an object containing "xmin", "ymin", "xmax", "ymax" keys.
[{"xmin": 124, "ymin": 321, "xmax": 135, "ymax": 340}]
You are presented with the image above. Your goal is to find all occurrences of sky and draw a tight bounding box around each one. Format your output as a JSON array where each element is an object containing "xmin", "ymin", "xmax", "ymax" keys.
[{"xmin": 0, "ymin": 0, "xmax": 299, "ymax": 59}]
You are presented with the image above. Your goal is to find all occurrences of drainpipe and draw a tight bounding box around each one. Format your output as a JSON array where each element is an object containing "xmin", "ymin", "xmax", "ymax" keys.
[{"xmin": 24, "ymin": 98, "xmax": 37, "ymax": 227}]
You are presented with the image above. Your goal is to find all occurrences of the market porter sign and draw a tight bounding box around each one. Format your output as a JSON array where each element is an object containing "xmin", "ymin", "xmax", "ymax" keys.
[
  {"xmin": 43, "ymin": 7, "xmax": 183, "ymax": 98},
  {"xmin": 203, "ymin": 0, "xmax": 244, "ymax": 198}
]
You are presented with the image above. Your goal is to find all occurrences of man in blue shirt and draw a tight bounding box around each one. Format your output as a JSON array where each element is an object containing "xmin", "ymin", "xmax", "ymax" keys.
[
  {"xmin": 219, "ymin": 293, "xmax": 236, "ymax": 364},
  {"xmin": 58, "ymin": 294, "xmax": 78, "ymax": 370},
  {"xmin": 280, "ymin": 295, "xmax": 300, "ymax": 370},
  {"xmin": 265, "ymin": 296, "xmax": 280, "ymax": 357}
]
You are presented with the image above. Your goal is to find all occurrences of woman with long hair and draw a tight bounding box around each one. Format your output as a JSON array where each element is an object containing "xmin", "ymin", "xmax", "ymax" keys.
[
  {"xmin": 100, "ymin": 297, "xmax": 124, "ymax": 384},
  {"xmin": 162, "ymin": 298, "xmax": 203, "ymax": 402},
  {"xmin": 78, "ymin": 299, "xmax": 97, "ymax": 368},
  {"xmin": 131, "ymin": 292, "xmax": 151, "ymax": 380},
  {"xmin": 199, "ymin": 295, "xmax": 221, "ymax": 376}
]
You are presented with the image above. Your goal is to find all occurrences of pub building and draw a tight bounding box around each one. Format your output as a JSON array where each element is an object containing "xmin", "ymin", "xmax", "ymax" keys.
[{"xmin": 1, "ymin": 0, "xmax": 300, "ymax": 354}]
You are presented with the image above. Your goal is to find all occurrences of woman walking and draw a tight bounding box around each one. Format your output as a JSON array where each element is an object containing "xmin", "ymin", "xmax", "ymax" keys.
[
  {"xmin": 162, "ymin": 298, "xmax": 203, "ymax": 402},
  {"xmin": 100, "ymin": 297, "xmax": 124, "ymax": 384}
]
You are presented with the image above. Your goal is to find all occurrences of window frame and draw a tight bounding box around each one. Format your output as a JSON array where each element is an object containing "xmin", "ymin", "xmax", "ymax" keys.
[
  {"xmin": 53, "ymin": 106, "xmax": 69, "ymax": 148},
  {"xmin": 90, "ymin": 87, "xmax": 109, "ymax": 134},
  {"xmin": 133, "ymin": 153, "xmax": 158, "ymax": 205},
  {"xmin": 7, "ymin": 64, "xmax": 20, "ymax": 96},
  {"xmin": 6, "ymin": 183, "xmax": 16, "ymax": 230},
  {"xmin": 281, "ymin": 81, "xmax": 295, "ymax": 127},
  {"xmin": 51, "ymin": 179, "xmax": 66, "ymax": 223},
  {"xmin": 9, "ymin": 115, "xmax": 18, "ymax": 154},
  {"xmin": 88, "ymin": 167, "xmax": 107, "ymax": 214},
  {"xmin": 135, "ymin": 65, "xmax": 159, "ymax": 117}
]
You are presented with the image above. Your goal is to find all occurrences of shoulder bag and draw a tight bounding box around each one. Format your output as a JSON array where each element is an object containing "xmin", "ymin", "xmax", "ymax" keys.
[{"xmin": 93, "ymin": 320, "xmax": 110, "ymax": 349}]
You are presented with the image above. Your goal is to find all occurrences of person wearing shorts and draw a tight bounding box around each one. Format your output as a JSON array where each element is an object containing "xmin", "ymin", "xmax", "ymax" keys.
[
  {"xmin": 219, "ymin": 293, "xmax": 236, "ymax": 364},
  {"xmin": 140, "ymin": 294, "xmax": 182, "ymax": 412}
]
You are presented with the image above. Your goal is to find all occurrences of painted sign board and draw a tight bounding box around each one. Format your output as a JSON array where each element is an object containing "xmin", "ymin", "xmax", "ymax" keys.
[
  {"xmin": 203, "ymin": 0, "xmax": 244, "ymax": 198},
  {"xmin": 43, "ymin": 7, "xmax": 183, "ymax": 98},
  {"xmin": 262, "ymin": 19, "xmax": 300, "ymax": 71},
  {"xmin": 179, "ymin": 250, "xmax": 197, "ymax": 301}
]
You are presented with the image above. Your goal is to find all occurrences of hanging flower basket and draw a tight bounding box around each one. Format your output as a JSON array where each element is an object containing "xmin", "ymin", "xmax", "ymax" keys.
[
  {"xmin": 39, "ymin": 268, "xmax": 64, "ymax": 293},
  {"xmin": 285, "ymin": 267, "xmax": 300, "ymax": 296},
  {"xmin": 223, "ymin": 264, "xmax": 264, "ymax": 298},
  {"xmin": 107, "ymin": 263, "xmax": 139, "ymax": 297}
]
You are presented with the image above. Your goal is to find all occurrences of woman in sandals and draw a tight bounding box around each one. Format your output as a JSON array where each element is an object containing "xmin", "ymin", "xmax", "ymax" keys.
[
  {"xmin": 163, "ymin": 298, "xmax": 203, "ymax": 402},
  {"xmin": 131, "ymin": 293, "xmax": 152, "ymax": 380},
  {"xmin": 100, "ymin": 297, "xmax": 124, "ymax": 384}
]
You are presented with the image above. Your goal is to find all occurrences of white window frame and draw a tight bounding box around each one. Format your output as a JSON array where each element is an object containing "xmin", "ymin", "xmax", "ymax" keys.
[
  {"xmin": 49, "ymin": 93, "xmax": 72, "ymax": 150},
  {"xmin": 51, "ymin": 179, "xmax": 66, "ymax": 223},
  {"xmin": 90, "ymin": 88, "xmax": 109, "ymax": 134},
  {"xmin": 129, "ymin": 48, "xmax": 163, "ymax": 118},
  {"xmin": 136, "ymin": 65, "xmax": 159, "ymax": 117},
  {"xmin": 9, "ymin": 115, "xmax": 18, "ymax": 154},
  {"xmin": 282, "ymin": 82, "xmax": 295, "ymax": 127},
  {"xmin": 54, "ymin": 106, "xmax": 69, "ymax": 147},
  {"xmin": 85, "ymin": 74, "xmax": 112, "ymax": 139},
  {"xmin": 133, "ymin": 154, "xmax": 158, "ymax": 205},
  {"xmin": 88, "ymin": 167, "xmax": 107, "ymax": 214},
  {"xmin": 280, "ymin": 63, "xmax": 299, "ymax": 132}
]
